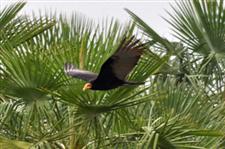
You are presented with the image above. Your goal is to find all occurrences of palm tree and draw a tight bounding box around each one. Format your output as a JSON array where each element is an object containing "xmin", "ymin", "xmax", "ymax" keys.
[{"xmin": 0, "ymin": 1, "xmax": 225, "ymax": 149}]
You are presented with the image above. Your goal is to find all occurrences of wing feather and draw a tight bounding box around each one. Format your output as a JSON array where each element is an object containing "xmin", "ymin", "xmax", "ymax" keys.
[
  {"xmin": 111, "ymin": 36, "xmax": 145, "ymax": 80},
  {"xmin": 97, "ymin": 36, "xmax": 146, "ymax": 81},
  {"xmin": 64, "ymin": 63, "xmax": 98, "ymax": 81}
]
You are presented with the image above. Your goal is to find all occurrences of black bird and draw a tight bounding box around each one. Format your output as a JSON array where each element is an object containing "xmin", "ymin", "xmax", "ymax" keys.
[{"xmin": 64, "ymin": 36, "xmax": 146, "ymax": 91}]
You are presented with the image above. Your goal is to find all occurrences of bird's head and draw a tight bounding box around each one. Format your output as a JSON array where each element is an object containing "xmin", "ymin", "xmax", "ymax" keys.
[{"xmin": 83, "ymin": 83, "xmax": 92, "ymax": 91}]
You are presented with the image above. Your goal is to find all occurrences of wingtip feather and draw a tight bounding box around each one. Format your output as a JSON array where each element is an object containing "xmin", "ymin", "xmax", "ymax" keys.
[{"xmin": 64, "ymin": 63, "xmax": 75, "ymax": 74}]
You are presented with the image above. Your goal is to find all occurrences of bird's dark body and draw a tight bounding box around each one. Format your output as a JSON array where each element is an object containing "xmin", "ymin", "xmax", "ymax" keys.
[
  {"xmin": 90, "ymin": 78, "xmax": 125, "ymax": 90},
  {"xmin": 90, "ymin": 58, "xmax": 125, "ymax": 90}
]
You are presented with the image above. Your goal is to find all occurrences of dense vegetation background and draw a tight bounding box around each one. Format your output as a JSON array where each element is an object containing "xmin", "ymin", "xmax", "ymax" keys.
[{"xmin": 1, "ymin": 0, "xmax": 225, "ymax": 148}]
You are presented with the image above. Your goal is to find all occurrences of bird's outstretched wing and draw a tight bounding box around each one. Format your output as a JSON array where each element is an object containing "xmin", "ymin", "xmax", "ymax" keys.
[
  {"xmin": 64, "ymin": 63, "xmax": 98, "ymax": 81},
  {"xmin": 96, "ymin": 36, "xmax": 146, "ymax": 81}
]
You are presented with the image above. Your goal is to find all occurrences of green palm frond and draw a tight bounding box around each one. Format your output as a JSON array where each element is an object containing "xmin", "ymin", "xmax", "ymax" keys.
[
  {"xmin": 101, "ymin": 80, "xmax": 225, "ymax": 148},
  {"xmin": 0, "ymin": 136, "xmax": 31, "ymax": 149},
  {"xmin": 151, "ymin": 80, "xmax": 225, "ymax": 148},
  {"xmin": 125, "ymin": 8, "xmax": 174, "ymax": 53},
  {"xmin": 0, "ymin": 2, "xmax": 25, "ymax": 29},
  {"xmin": 0, "ymin": 2, "xmax": 55, "ymax": 48},
  {"xmin": 0, "ymin": 43, "xmax": 65, "ymax": 101},
  {"xmin": 166, "ymin": 0, "xmax": 225, "ymax": 55},
  {"xmin": 165, "ymin": 0, "xmax": 225, "ymax": 92}
]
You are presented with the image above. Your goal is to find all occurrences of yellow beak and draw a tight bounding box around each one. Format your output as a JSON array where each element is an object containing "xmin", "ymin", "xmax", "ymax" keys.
[
  {"xmin": 83, "ymin": 86, "xmax": 88, "ymax": 91},
  {"xmin": 83, "ymin": 83, "xmax": 92, "ymax": 91}
]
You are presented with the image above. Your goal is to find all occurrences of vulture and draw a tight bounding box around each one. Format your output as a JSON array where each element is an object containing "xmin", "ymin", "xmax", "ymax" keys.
[{"xmin": 64, "ymin": 36, "xmax": 146, "ymax": 91}]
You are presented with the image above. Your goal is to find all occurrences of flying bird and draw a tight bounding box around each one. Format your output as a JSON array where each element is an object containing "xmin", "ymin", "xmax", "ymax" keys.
[{"xmin": 64, "ymin": 36, "xmax": 146, "ymax": 91}]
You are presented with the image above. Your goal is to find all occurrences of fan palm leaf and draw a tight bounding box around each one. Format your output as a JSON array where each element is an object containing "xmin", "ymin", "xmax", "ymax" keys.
[{"xmin": 165, "ymin": 0, "xmax": 225, "ymax": 89}]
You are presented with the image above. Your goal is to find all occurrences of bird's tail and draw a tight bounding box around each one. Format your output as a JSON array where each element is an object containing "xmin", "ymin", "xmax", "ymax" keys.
[{"xmin": 124, "ymin": 81, "xmax": 145, "ymax": 86}]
